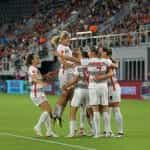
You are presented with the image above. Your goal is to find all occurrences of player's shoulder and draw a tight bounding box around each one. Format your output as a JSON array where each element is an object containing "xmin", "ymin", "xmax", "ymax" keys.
[
  {"xmin": 28, "ymin": 65, "xmax": 37, "ymax": 73},
  {"xmin": 57, "ymin": 44, "xmax": 65, "ymax": 51},
  {"xmin": 107, "ymin": 58, "xmax": 112, "ymax": 64},
  {"xmin": 57, "ymin": 44, "xmax": 71, "ymax": 54}
]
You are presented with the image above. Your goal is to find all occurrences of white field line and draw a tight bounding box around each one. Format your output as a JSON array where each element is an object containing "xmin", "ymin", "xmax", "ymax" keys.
[{"xmin": 0, "ymin": 132, "xmax": 96, "ymax": 150}]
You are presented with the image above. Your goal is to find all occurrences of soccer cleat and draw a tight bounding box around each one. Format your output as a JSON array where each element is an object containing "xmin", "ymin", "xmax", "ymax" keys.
[
  {"xmin": 34, "ymin": 126, "xmax": 43, "ymax": 137},
  {"xmin": 114, "ymin": 133, "xmax": 124, "ymax": 138},
  {"xmin": 52, "ymin": 116, "xmax": 57, "ymax": 126},
  {"xmin": 79, "ymin": 128, "xmax": 86, "ymax": 136},
  {"xmin": 87, "ymin": 132, "xmax": 95, "ymax": 137},
  {"xmin": 46, "ymin": 131, "xmax": 59, "ymax": 137},
  {"xmin": 53, "ymin": 116, "xmax": 63, "ymax": 128},
  {"xmin": 66, "ymin": 133, "xmax": 76, "ymax": 138},
  {"xmin": 87, "ymin": 129, "xmax": 95, "ymax": 137},
  {"xmin": 104, "ymin": 132, "xmax": 114, "ymax": 137},
  {"xmin": 93, "ymin": 134, "xmax": 102, "ymax": 138},
  {"xmin": 58, "ymin": 117, "xmax": 62, "ymax": 127}
]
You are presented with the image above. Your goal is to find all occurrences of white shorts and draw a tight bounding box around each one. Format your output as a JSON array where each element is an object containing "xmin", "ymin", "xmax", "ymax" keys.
[
  {"xmin": 89, "ymin": 82, "xmax": 108, "ymax": 106},
  {"xmin": 71, "ymin": 88, "xmax": 89, "ymax": 107},
  {"xmin": 108, "ymin": 83, "xmax": 121, "ymax": 103},
  {"xmin": 58, "ymin": 68, "xmax": 74, "ymax": 89},
  {"xmin": 30, "ymin": 94, "xmax": 48, "ymax": 106}
]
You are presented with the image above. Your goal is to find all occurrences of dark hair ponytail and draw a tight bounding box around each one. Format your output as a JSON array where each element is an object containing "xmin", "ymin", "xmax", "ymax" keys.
[{"xmin": 26, "ymin": 53, "xmax": 34, "ymax": 66}]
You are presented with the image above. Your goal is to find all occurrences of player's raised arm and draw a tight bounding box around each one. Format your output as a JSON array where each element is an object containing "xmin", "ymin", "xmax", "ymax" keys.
[
  {"xmin": 53, "ymin": 50, "xmax": 80, "ymax": 64},
  {"xmin": 95, "ymin": 68, "xmax": 113, "ymax": 81}
]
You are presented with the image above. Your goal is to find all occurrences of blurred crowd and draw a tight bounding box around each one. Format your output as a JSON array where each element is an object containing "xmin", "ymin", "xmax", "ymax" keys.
[{"xmin": 0, "ymin": 0, "xmax": 149, "ymax": 74}]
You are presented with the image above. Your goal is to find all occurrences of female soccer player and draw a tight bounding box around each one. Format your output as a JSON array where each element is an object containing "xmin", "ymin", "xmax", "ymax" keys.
[
  {"xmin": 106, "ymin": 54, "xmax": 124, "ymax": 137},
  {"xmin": 88, "ymin": 47, "xmax": 113, "ymax": 138},
  {"xmin": 26, "ymin": 54, "xmax": 58, "ymax": 137},
  {"xmin": 51, "ymin": 31, "xmax": 77, "ymax": 126},
  {"xmin": 62, "ymin": 50, "xmax": 89, "ymax": 137}
]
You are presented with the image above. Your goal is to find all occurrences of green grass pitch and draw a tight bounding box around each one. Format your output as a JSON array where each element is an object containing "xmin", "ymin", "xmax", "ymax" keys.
[{"xmin": 0, "ymin": 93, "xmax": 150, "ymax": 150}]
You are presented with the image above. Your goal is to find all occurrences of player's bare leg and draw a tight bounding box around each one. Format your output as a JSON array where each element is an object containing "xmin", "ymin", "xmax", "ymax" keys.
[
  {"xmin": 86, "ymin": 107, "xmax": 95, "ymax": 136},
  {"xmin": 34, "ymin": 101, "xmax": 58, "ymax": 137},
  {"xmin": 53, "ymin": 88, "xmax": 73, "ymax": 127}
]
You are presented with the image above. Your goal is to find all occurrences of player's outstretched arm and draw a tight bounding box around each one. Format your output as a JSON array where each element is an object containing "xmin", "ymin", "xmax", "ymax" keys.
[{"xmin": 52, "ymin": 51, "xmax": 80, "ymax": 64}]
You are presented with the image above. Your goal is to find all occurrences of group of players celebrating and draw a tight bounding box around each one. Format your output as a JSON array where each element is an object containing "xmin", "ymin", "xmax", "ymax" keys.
[{"xmin": 26, "ymin": 31, "xmax": 124, "ymax": 138}]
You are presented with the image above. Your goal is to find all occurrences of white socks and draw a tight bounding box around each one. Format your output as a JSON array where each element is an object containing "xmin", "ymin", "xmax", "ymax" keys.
[
  {"xmin": 44, "ymin": 115, "xmax": 52, "ymax": 133},
  {"xmin": 93, "ymin": 112, "xmax": 100, "ymax": 136},
  {"xmin": 90, "ymin": 119, "xmax": 95, "ymax": 134},
  {"xmin": 69, "ymin": 120, "xmax": 77, "ymax": 135},
  {"xmin": 80, "ymin": 107, "xmax": 85, "ymax": 129},
  {"xmin": 36, "ymin": 112, "xmax": 49, "ymax": 128},
  {"xmin": 113, "ymin": 107, "xmax": 123, "ymax": 133},
  {"xmin": 103, "ymin": 111, "xmax": 111, "ymax": 133}
]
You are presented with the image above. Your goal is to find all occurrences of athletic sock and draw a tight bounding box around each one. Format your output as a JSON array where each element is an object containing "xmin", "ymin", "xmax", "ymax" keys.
[
  {"xmin": 44, "ymin": 115, "xmax": 52, "ymax": 133},
  {"xmin": 53, "ymin": 104, "xmax": 64, "ymax": 118},
  {"xmin": 80, "ymin": 107, "xmax": 85, "ymax": 129},
  {"xmin": 36, "ymin": 111, "xmax": 49, "ymax": 128},
  {"xmin": 70, "ymin": 120, "xmax": 77, "ymax": 135},
  {"xmin": 93, "ymin": 112, "xmax": 100, "ymax": 136},
  {"xmin": 113, "ymin": 107, "xmax": 123, "ymax": 133},
  {"xmin": 103, "ymin": 111, "xmax": 111, "ymax": 133},
  {"xmin": 90, "ymin": 119, "xmax": 95, "ymax": 134}
]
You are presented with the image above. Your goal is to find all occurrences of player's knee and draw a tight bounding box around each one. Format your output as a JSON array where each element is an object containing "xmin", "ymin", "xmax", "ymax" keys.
[
  {"xmin": 102, "ymin": 106, "xmax": 109, "ymax": 112},
  {"xmin": 43, "ymin": 111, "xmax": 49, "ymax": 118},
  {"xmin": 61, "ymin": 90, "xmax": 68, "ymax": 97}
]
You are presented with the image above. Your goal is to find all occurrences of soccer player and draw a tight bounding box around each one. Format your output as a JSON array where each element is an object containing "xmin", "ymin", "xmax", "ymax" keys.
[
  {"xmin": 87, "ymin": 47, "xmax": 113, "ymax": 138},
  {"xmin": 62, "ymin": 51, "xmax": 89, "ymax": 137},
  {"xmin": 51, "ymin": 31, "xmax": 75, "ymax": 126},
  {"xmin": 107, "ymin": 54, "xmax": 124, "ymax": 137},
  {"xmin": 26, "ymin": 54, "xmax": 58, "ymax": 137},
  {"xmin": 99, "ymin": 47, "xmax": 124, "ymax": 137}
]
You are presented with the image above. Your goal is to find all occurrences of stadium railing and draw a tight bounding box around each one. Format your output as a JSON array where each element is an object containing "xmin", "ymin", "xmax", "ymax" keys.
[{"xmin": 71, "ymin": 29, "xmax": 150, "ymax": 48}]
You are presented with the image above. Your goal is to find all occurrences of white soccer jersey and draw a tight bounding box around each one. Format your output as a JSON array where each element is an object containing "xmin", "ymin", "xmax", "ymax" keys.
[
  {"xmin": 88, "ymin": 57, "xmax": 112, "ymax": 106},
  {"xmin": 71, "ymin": 63, "xmax": 89, "ymax": 107},
  {"xmin": 28, "ymin": 65, "xmax": 44, "ymax": 98},
  {"xmin": 88, "ymin": 58, "xmax": 111, "ymax": 85},
  {"xmin": 108, "ymin": 66, "xmax": 121, "ymax": 103},
  {"xmin": 107, "ymin": 58, "xmax": 119, "ymax": 87},
  {"xmin": 57, "ymin": 44, "xmax": 73, "ymax": 67},
  {"xmin": 80, "ymin": 58, "xmax": 89, "ymax": 66},
  {"xmin": 57, "ymin": 44, "xmax": 74, "ymax": 88},
  {"xmin": 57, "ymin": 44, "xmax": 72, "ymax": 57},
  {"xmin": 74, "ymin": 65, "xmax": 89, "ymax": 87}
]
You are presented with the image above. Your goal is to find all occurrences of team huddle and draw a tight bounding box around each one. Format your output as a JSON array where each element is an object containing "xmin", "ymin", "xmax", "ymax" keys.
[{"xmin": 26, "ymin": 31, "xmax": 123, "ymax": 138}]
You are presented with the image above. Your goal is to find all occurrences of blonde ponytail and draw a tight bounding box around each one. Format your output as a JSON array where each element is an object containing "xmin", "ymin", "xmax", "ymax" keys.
[
  {"xmin": 59, "ymin": 31, "xmax": 71, "ymax": 43},
  {"xmin": 50, "ymin": 31, "xmax": 71, "ymax": 48},
  {"xmin": 50, "ymin": 35, "xmax": 60, "ymax": 48}
]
